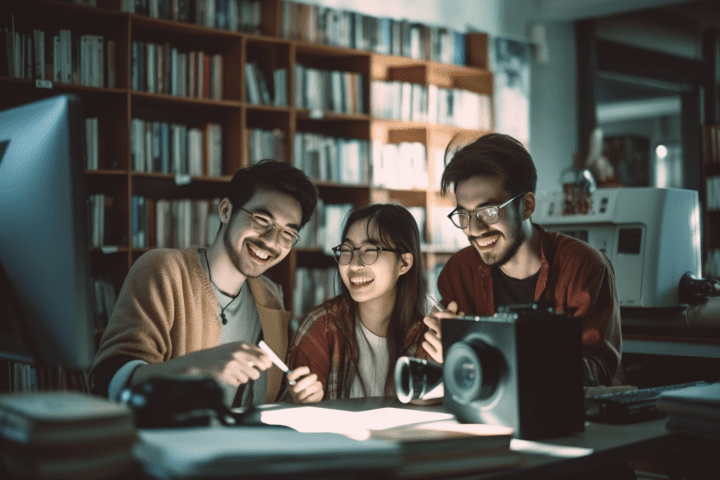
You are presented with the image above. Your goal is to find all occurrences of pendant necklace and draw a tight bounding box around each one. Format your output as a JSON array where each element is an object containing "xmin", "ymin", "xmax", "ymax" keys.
[{"xmin": 204, "ymin": 249, "xmax": 238, "ymax": 325}]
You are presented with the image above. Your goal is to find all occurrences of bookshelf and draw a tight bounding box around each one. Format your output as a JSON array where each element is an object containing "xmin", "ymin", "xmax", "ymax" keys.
[{"xmin": 1, "ymin": 0, "xmax": 493, "ymax": 338}]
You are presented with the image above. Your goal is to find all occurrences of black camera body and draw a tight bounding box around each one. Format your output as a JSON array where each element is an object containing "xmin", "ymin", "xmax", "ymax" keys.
[{"xmin": 442, "ymin": 303, "xmax": 584, "ymax": 439}]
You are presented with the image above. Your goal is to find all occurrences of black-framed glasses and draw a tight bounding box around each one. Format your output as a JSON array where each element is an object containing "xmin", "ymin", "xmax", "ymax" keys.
[
  {"xmin": 331, "ymin": 244, "xmax": 403, "ymax": 266},
  {"xmin": 448, "ymin": 192, "xmax": 527, "ymax": 229},
  {"xmin": 239, "ymin": 207, "xmax": 301, "ymax": 249}
]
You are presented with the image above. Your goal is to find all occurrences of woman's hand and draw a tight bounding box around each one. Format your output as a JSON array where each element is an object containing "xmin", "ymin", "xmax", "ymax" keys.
[{"xmin": 287, "ymin": 366, "xmax": 324, "ymax": 404}]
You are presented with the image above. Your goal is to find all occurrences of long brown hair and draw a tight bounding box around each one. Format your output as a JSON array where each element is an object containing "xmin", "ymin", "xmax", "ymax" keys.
[{"xmin": 338, "ymin": 203, "xmax": 427, "ymax": 396}]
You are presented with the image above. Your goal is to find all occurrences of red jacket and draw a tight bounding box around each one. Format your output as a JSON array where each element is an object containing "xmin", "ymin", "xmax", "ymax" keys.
[{"xmin": 438, "ymin": 224, "xmax": 622, "ymax": 386}]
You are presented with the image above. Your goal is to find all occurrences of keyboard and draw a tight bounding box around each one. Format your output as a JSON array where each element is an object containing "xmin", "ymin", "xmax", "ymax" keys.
[{"xmin": 585, "ymin": 381, "xmax": 709, "ymax": 424}]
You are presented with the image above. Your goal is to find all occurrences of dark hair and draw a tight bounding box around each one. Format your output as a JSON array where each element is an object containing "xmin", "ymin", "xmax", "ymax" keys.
[
  {"xmin": 225, "ymin": 159, "xmax": 319, "ymax": 228},
  {"xmin": 440, "ymin": 133, "xmax": 537, "ymax": 197},
  {"xmin": 338, "ymin": 203, "xmax": 428, "ymax": 396}
]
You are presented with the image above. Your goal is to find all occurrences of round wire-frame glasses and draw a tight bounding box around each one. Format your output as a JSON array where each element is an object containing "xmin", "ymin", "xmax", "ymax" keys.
[
  {"xmin": 331, "ymin": 244, "xmax": 402, "ymax": 266},
  {"xmin": 447, "ymin": 192, "xmax": 527, "ymax": 229},
  {"xmin": 239, "ymin": 207, "xmax": 300, "ymax": 249}
]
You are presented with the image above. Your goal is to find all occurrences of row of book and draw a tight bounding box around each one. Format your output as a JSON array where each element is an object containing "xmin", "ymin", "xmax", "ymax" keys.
[
  {"xmin": 122, "ymin": 0, "xmax": 263, "ymax": 35},
  {"xmin": 371, "ymin": 141, "xmax": 428, "ymax": 190},
  {"xmin": 88, "ymin": 194, "xmax": 116, "ymax": 248},
  {"xmin": 85, "ymin": 117, "xmax": 102, "ymax": 170},
  {"xmin": 293, "ymin": 266, "xmax": 339, "ymax": 318},
  {"xmin": 130, "ymin": 118, "xmax": 223, "ymax": 176},
  {"xmin": 3, "ymin": 362, "xmax": 38, "ymax": 393},
  {"xmin": 131, "ymin": 196, "xmax": 221, "ymax": 249},
  {"xmin": 0, "ymin": 363, "xmax": 81, "ymax": 394},
  {"xmin": 707, "ymin": 176, "xmax": 720, "ymax": 211},
  {"xmin": 92, "ymin": 273, "xmax": 118, "ymax": 331},
  {"xmin": 295, "ymin": 65, "xmax": 365, "ymax": 115},
  {"xmin": 281, "ymin": 0, "xmax": 467, "ymax": 65},
  {"xmin": 702, "ymin": 124, "xmax": 720, "ymax": 165},
  {"xmin": 297, "ymin": 200, "xmax": 427, "ymax": 252},
  {"xmin": 371, "ymin": 80, "xmax": 492, "ymax": 130},
  {"xmin": 244, "ymin": 63, "xmax": 287, "ymax": 106},
  {"xmin": 248, "ymin": 128, "xmax": 286, "ymax": 164},
  {"xmin": 132, "ymin": 40, "xmax": 223, "ymax": 99},
  {"xmin": 293, "ymin": 133, "xmax": 369, "ymax": 185},
  {"xmin": 0, "ymin": 23, "xmax": 116, "ymax": 87}
]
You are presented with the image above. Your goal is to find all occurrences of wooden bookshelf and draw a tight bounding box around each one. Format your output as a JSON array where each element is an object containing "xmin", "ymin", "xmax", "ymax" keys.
[{"xmin": 1, "ymin": 0, "xmax": 494, "ymax": 320}]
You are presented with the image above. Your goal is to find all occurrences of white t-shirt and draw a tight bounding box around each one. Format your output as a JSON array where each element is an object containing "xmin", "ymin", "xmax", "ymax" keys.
[{"xmin": 349, "ymin": 320, "xmax": 389, "ymax": 398}]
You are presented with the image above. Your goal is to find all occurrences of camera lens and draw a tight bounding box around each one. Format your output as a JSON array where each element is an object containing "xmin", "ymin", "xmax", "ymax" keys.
[
  {"xmin": 394, "ymin": 356, "xmax": 443, "ymax": 403},
  {"xmin": 444, "ymin": 339, "xmax": 500, "ymax": 404}
]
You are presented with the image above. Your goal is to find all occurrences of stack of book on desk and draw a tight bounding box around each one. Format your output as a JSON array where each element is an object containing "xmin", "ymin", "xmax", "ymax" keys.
[
  {"xmin": 369, "ymin": 420, "xmax": 521, "ymax": 478},
  {"xmin": 0, "ymin": 391, "xmax": 138, "ymax": 480},
  {"xmin": 135, "ymin": 426, "xmax": 402, "ymax": 479},
  {"xmin": 656, "ymin": 382, "xmax": 720, "ymax": 441}
]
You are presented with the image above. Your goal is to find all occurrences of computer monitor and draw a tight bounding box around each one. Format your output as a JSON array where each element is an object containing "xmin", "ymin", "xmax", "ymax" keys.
[{"xmin": 0, "ymin": 94, "xmax": 96, "ymax": 371}]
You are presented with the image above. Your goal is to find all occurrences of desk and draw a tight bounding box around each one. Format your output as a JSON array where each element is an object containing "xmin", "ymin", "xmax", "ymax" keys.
[
  {"xmin": 621, "ymin": 307, "xmax": 720, "ymax": 359},
  {"xmin": 246, "ymin": 397, "xmax": 677, "ymax": 480}
]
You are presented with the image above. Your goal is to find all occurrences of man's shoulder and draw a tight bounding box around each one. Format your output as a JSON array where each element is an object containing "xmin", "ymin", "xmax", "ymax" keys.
[
  {"xmin": 445, "ymin": 245, "xmax": 479, "ymax": 266},
  {"xmin": 130, "ymin": 247, "xmax": 197, "ymax": 274},
  {"xmin": 247, "ymin": 274, "xmax": 284, "ymax": 302}
]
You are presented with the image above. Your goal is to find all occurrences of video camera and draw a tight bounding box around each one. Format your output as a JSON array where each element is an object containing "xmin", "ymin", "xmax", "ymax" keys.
[{"xmin": 396, "ymin": 302, "xmax": 585, "ymax": 439}]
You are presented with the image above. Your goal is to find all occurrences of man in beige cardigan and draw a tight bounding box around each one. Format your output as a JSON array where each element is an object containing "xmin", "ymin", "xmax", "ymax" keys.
[{"xmin": 90, "ymin": 160, "xmax": 324, "ymax": 407}]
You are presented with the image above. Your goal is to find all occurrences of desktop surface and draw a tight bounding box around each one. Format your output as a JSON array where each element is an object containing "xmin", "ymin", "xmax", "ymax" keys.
[{"xmin": 128, "ymin": 397, "xmax": 677, "ymax": 480}]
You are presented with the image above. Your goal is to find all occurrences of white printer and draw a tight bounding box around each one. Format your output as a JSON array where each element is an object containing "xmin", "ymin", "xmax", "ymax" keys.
[{"xmin": 533, "ymin": 187, "xmax": 701, "ymax": 308}]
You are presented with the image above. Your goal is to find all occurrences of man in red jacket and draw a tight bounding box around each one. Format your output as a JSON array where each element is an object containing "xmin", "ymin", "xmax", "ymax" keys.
[{"xmin": 422, "ymin": 133, "xmax": 622, "ymax": 387}]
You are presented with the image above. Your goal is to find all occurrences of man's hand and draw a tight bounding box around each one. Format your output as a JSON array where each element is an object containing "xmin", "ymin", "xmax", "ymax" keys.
[
  {"xmin": 130, "ymin": 342, "xmax": 272, "ymax": 388},
  {"xmin": 286, "ymin": 366, "xmax": 324, "ymax": 404},
  {"xmin": 422, "ymin": 301, "xmax": 462, "ymax": 364}
]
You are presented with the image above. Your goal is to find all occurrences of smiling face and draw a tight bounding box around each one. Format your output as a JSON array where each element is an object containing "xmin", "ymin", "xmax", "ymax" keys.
[
  {"xmin": 338, "ymin": 218, "xmax": 412, "ymax": 309},
  {"xmin": 222, "ymin": 188, "xmax": 302, "ymax": 278},
  {"xmin": 454, "ymin": 175, "xmax": 528, "ymax": 268}
]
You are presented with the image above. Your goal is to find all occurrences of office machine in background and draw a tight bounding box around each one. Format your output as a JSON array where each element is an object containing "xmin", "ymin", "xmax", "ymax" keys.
[
  {"xmin": 534, "ymin": 187, "xmax": 702, "ymax": 309},
  {"xmin": 0, "ymin": 94, "xmax": 96, "ymax": 371}
]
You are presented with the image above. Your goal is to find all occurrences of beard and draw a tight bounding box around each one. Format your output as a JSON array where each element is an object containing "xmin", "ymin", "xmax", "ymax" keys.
[
  {"xmin": 473, "ymin": 219, "xmax": 527, "ymax": 268},
  {"xmin": 223, "ymin": 226, "xmax": 277, "ymax": 278}
]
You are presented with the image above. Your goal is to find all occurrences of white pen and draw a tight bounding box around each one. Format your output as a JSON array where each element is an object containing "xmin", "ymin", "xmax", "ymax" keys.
[
  {"xmin": 427, "ymin": 293, "xmax": 449, "ymax": 313},
  {"xmin": 258, "ymin": 340, "xmax": 296, "ymax": 386}
]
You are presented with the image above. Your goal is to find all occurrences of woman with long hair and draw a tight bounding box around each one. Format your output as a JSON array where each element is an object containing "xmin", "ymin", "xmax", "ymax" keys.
[{"xmin": 285, "ymin": 203, "xmax": 429, "ymax": 403}]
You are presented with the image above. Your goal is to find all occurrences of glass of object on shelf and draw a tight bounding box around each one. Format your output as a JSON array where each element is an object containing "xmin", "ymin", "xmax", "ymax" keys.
[{"xmin": 560, "ymin": 167, "xmax": 596, "ymax": 215}]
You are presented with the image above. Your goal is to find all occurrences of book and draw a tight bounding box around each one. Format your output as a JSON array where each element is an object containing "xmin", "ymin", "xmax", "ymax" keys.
[
  {"xmin": 135, "ymin": 427, "xmax": 400, "ymax": 479},
  {"xmin": 368, "ymin": 420, "xmax": 519, "ymax": 478},
  {"xmin": 657, "ymin": 382, "xmax": 720, "ymax": 421},
  {"xmin": 0, "ymin": 391, "xmax": 135, "ymax": 447}
]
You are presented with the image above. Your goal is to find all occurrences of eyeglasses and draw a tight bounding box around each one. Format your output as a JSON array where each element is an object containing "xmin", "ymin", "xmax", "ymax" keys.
[
  {"xmin": 331, "ymin": 244, "xmax": 402, "ymax": 266},
  {"xmin": 239, "ymin": 207, "xmax": 301, "ymax": 249},
  {"xmin": 448, "ymin": 192, "xmax": 527, "ymax": 229}
]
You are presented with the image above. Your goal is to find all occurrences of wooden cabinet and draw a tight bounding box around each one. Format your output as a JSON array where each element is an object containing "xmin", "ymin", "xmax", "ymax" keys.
[{"xmin": 1, "ymin": 0, "xmax": 493, "ymax": 319}]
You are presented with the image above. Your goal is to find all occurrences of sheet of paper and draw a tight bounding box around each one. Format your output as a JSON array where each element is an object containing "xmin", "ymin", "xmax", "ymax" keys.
[{"xmin": 259, "ymin": 406, "xmax": 454, "ymax": 439}]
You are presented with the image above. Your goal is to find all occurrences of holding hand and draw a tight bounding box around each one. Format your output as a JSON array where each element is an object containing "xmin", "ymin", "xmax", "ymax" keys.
[
  {"xmin": 286, "ymin": 366, "xmax": 324, "ymax": 404},
  {"xmin": 130, "ymin": 341, "xmax": 272, "ymax": 388},
  {"xmin": 422, "ymin": 301, "xmax": 463, "ymax": 364}
]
